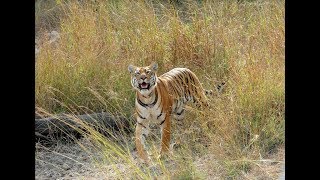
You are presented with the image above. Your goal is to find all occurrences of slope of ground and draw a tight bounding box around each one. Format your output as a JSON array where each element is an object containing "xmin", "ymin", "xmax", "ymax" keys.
[{"xmin": 36, "ymin": 137, "xmax": 284, "ymax": 179}]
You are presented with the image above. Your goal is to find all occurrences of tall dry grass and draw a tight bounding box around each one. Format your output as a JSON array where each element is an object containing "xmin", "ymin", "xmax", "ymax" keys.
[{"xmin": 35, "ymin": 0, "xmax": 284, "ymax": 178}]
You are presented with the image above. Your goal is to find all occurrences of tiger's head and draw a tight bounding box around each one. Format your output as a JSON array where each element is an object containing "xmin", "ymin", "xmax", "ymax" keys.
[{"xmin": 128, "ymin": 62, "xmax": 158, "ymax": 96}]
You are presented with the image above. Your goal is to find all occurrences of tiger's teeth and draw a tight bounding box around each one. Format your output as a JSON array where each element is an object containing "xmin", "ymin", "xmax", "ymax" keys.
[{"xmin": 139, "ymin": 82, "xmax": 150, "ymax": 89}]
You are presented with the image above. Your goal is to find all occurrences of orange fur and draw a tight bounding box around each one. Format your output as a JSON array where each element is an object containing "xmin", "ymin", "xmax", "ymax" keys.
[{"xmin": 128, "ymin": 62, "xmax": 211, "ymax": 164}]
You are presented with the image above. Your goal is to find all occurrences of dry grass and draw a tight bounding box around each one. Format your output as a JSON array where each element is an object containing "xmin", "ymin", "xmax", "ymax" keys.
[{"xmin": 35, "ymin": 0, "xmax": 285, "ymax": 179}]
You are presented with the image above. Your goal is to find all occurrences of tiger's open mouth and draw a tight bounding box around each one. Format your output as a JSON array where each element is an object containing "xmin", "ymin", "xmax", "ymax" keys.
[{"xmin": 139, "ymin": 82, "xmax": 150, "ymax": 90}]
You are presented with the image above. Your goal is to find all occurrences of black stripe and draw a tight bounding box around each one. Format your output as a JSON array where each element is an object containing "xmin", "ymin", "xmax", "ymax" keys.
[
  {"xmin": 186, "ymin": 88, "xmax": 190, "ymax": 101},
  {"xmin": 150, "ymin": 90, "xmax": 158, "ymax": 107},
  {"xmin": 137, "ymin": 122, "xmax": 147, "ymax": 129},
  {"xmin": 189, "ymin": 73, "xmax": 195, "ymax": 84},
  {"xmin": 189, "ymin": 75, "xmax": 196, "ymax": 93},
  {"xmin": 137, "ymin": 98, "xmax": 148, "ymax": 107},
  {"xmin": 175, "ymin": 77, "xmax": 184, "ymax": 96},
  {"xmin": 177, "ymin": 108, "xmax": 185, "ymax": 115},
  {"xmin": 174, "ymin": 100, "xmax": 178, "ymax": 112},
  {"xmin": 137, "ymin": 112, "xmax": 146, "ymax": 119},
  {"xmin": 142, "ymin": 134, "xmax": 147, "ymax": 138},
  {"xmin": 177, "ymin": 74, "xmax": 184, "ymax": 83},
  {"xmin": 217, "ymin": 82, "xmax": 225, "ymax": 91},
  {"xmin": 171, "ymin": 85, "xmax": 178, "ymax": 96},
  {"xmin": 160, "ymin": 119, "xmax": 165, "ymax": 125},
  {"xmin": 157, "ymin": 111, "xmax": 163, "ymax": 119},
  {"xmin": 137, "ymin": 89, "xmax": 158, "ymax": 108}
]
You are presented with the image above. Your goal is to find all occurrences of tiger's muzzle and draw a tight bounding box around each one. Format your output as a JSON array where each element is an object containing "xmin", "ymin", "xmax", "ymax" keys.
[{"xmin": 139, "ymin": 81, "xmax": 151, "ymax": 90}]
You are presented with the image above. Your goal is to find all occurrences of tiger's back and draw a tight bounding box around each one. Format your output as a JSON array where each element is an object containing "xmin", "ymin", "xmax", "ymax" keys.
[{"xmin": 159, "ymin": 68, "xmax": 210, "ymax": 117}]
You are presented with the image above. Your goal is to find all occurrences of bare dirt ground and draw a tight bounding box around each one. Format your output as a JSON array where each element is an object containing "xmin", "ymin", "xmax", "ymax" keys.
[
  {"xmin": 35, "ymin": 137, "xmax": 284, "ymax": 180},
  {"xmin": 36, "ymin": 137, "xmax": 135, "ymax": 180}
]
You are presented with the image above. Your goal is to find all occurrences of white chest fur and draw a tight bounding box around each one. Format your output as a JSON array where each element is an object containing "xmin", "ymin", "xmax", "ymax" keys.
[{"xmin": 135, "ymin": 97, "xmax": 165, "ymax": 124}]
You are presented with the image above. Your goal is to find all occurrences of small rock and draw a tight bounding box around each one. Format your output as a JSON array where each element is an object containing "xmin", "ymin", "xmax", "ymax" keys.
[
  {"xmin": 48, "ymin": 31, "xmax": 60, "ymax": 44},
  {"xmin": 62, "ymin": 163, "xmax": 70, "ymax": 170}
]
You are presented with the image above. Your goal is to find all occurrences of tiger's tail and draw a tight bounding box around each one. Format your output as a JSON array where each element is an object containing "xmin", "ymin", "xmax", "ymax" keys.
[
  {"xmin": 204, "ymin": 82, "xmax": 226, "ymax": 96},
  {"xmin": 193, "ymin": 82, "xmax": 225, "ymax": 109}
]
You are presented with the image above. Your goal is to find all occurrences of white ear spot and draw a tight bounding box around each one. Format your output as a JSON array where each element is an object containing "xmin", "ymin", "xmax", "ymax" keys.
[
  {"xmin": 151, "ymin": 62, "xmax": 158, "ymax": 71},
  {"xmin": 128, "ymin": 65, "xmax": 135, "ymax": 73}
]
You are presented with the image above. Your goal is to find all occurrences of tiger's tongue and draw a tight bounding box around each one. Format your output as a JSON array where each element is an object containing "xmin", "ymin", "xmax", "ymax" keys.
[{"xmin": 141, "ymin": 82, "xmax": 148, "ymax": 88}]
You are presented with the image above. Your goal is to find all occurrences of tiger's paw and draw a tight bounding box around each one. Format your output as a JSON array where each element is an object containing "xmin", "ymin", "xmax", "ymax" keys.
[
  {"xmin": 133, "ymin": 150, "xmax": 151, "ymax": 165},
  {"xmin": 140, "ymin": 154, "xmax": 152, "ymax": 165}
]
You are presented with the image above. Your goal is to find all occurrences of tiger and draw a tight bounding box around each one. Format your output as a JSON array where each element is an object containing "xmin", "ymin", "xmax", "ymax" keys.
[{"xmin": 128, "ymin": 62, "xmax": 220, "ymax": 164}]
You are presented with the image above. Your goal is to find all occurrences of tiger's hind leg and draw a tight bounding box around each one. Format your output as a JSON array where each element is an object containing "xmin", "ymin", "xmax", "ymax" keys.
[
  {"xmin": 173, "ymin": 104, "xmax": 186, "ymax": 122},
  {"xmin": 171, "ymin": 104, "xmax": 186, "ymax": 150}
]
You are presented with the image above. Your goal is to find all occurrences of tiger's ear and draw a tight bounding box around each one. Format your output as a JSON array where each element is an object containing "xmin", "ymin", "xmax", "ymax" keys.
[
  {"xmin": 150, "ymin": 62, "xmax": 158, "ymax": 71},
  {"xmin": 128, "ymin": 64, "xmax": 136, "ymax": 74}
]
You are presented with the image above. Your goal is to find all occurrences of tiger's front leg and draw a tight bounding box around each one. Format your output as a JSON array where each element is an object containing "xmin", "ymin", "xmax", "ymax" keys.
[
  {"xmin": 135, "ymin": 119, "xmax": 150, "ymax": 164},
  {"xmin": 160, "ymin": 113, "xmax": 171, "ymax": 155}
]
